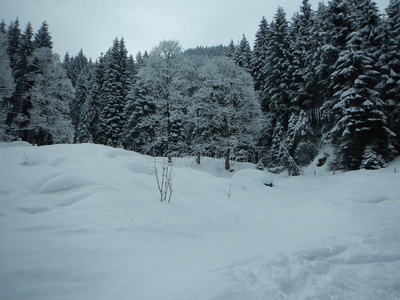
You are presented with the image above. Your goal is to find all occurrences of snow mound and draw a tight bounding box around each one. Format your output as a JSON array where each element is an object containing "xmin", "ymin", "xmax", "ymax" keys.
[
  {"xmin": 0, "ymin": 142, "xmax": 400, "ymax": 300},
  {"xmin": 36, "ymin": 173, "xmax": 94, "ymax": 193}
]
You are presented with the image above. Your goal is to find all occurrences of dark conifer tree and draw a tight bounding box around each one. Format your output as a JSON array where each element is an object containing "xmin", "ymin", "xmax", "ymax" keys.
[
  {"xmin": 322, "ymin": 31, "xmax": 395, "ymax": 170},
  {"xmin": 378, "ymin": 0, "xmax": 400, "ymax": 150},
  {"xmin": 227, "ymin": 39, "xmax": 236, "ymax": 58},
  {"xmin": 97, "ymin": 38, "xmax": 131, "ymax": 147},
  {"xmin": 6, "ymin": 18, "xmax": 21, "ymax": 70},
  {"xmin": 252, "ymin": 16, "xmax": 270, "ymax": 92},
  {"xmin": 234, "ymin": 34, "xmax": 252, "ymax": 72},
  {"xmin": 0, "ymin": 20, "xmax": 7, "ymax": 34},
  {"xmin": 33, "ymin": 21, "xmax": 52, "ymax": 49},
  {"xmin": 262, "ymin": 7, "xmax": 293, "ymax": 127},
  {"xmin": 74, "ymin": 63, "xmax": 99, "ymax": 143}
]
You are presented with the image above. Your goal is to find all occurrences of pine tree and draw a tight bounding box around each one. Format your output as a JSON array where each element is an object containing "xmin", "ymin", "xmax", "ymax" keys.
[
  {"xmin": 0, "ymin": 20, "xmax": 6, "ymax": 35},
  {"xmin": 74, "ymin": 63, "xmax": 99, "ymax": 143},
  {"xmin": 290, "ymin": 0, "xmax": 317, "ymax": 110},
  {"xmin": 323, "ymin": 31, "xmax": 395, "ymax": 170},
  {"xmin": 65, "ymin": 49, "xmax": 89, "ymax": 86},
  {"xmin": 33, "ymin": 21, "xmax": 52, "ymax": 49},
  {"xmin": 234, "ymin": 34, "xmax": 252, "ymax": 72},
  {"xmin": 252, "ymin": 17, "xmax": 270, "ymax": 92},
  {"xmin": 227, "ymin": 39, "xmax": 236, "ymax": 58},
  {"xmin": 378, "ymin": 0, "xmax": 400, "ymax": 150},
  {"xmin": 266, "ymin": 121, "xmax": 300, "ymax": 175},
  {"xmin": 262, "ymin": 7, "xmax": 293, "ymax": 127},
  {"xmin": 286, "ymin": 110, "xmax": 318, "ymax": 166},
  {"xmin": 6, "ymin": 18, "xmax": 21, "ymax": 70},
  {"xmin": 123, "ymin": 83, "xmax": 157, "ymax": 152},
  {"xmin": 97, "ymin": 38, "xmax": 131, "ymax": 147},
  {"xmin": 316, "ymin": 0, "xmax": 353, "ymax": 111}
]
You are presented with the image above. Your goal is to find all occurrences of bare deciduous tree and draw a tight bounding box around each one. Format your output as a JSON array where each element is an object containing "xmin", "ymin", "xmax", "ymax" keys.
[{"xmin": 154, "ymin": 158, "xmax": 173, "ymax": 203}]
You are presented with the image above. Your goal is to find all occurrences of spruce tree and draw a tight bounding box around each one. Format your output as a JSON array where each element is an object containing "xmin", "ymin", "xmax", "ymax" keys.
[
  {"xmin": 266, "ymin": 121, "xmax": 300, "ymax": 175},
  {"xmin": 97, "ymin": 38, "xmax": 131, "ymax": 147},
  {"xmin": 234, "ymin": 34, "xmax": 252, "ymax": 72},
  {"xmin": 290, "ymin": 0, "xmax": 317, "ymax": 110},
  {"xmin": 378, "ymin": 0, "xmax": 400, "ymax": 150},
  {"xmin": 33, "ymin": 21, "xmax": 52, "ymax": 49},
  {"xmin": 262, "ymin": 7, "xmax": 293, "ymax": 127},
  {"xmin": 6, "ymin": 18, "xmax": 21, "ymax": 70},
  {"xmin": 252, "ymin": 17, "xmax": 270, "ymax": 92},
  {"xmin": 286, "ymin": 110, "xmax": 318, "ymax": 166},
  {"xmin": 323, "ymin": 32, "xmax": 395, "ymax": 170},
  {"xmin": 74, "ymin": 63, "xmax": 99, "ymax": 143}
]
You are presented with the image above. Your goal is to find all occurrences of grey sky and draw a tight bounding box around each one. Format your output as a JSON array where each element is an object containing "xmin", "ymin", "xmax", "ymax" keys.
[{"xmin": 1, "ymin": 0, "xmax": 390, "ymax": 60}]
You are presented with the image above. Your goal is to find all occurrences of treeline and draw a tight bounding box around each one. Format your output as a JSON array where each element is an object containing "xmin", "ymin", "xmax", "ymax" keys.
[{"xmin": 1, "ymin": 0, "xmax": 400, "ymax": 174}]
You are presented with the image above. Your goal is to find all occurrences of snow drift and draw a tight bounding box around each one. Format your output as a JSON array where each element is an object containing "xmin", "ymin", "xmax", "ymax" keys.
[{"xmin": 0, "ymin": 142, "xmax": 399, "ymax": 300}]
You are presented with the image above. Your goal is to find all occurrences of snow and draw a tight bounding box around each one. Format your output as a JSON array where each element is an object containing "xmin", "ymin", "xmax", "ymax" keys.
[{"xmin": 1, "ymin": 142, "xmax": 400, "ymax": 300}]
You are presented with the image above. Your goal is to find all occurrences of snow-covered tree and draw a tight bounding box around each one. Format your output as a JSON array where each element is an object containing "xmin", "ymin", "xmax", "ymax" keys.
[
  {"xmin": 234, "ymin": 34, "xmax": 252, "ymax": 72},
  {"xmin": 74, "ymin": 63, "xmax": 99, "ymax": 143},
  {"xmin": 27, "ymin": 48, "xmax": 74, "ymax": 145},
  {"xmin": 6, "ymin": 18, "xmax": 21, "ymax": 70},
  {"xmin": 322, "ymin": 31, "xmax": 395, "ymax": 170},
  {"xmin": 262, "ymin": 7, "xmax": 293, "ymax": 127},
  {"xmin": 360, "ymin": 145, "xmax": 387, "ymax": 169},
  {"xmin": 125, "ymin": 40, "xmax": 185, "ymax": 160},
  {"xmin": 290, "ymin": 0, "xmax": 318, "ymax": 111},
  {"xmin": 377, "ymin": 0, "xmax": 400, "ymax": 150},
  {"xmin": 192, "ymin": 56, "xmax": 262, "ymax": 169},
  {"xmin": 33, "ymin": 21, "xmax": 52, "ymax": 49},
  {"xmin": 97, "ymin": 38, "xmax": 131, "ymax": 147},
  {"xmin": 266, "ymin": 121, "xmax": 300, "ymax": 175},
  {"xmin": 286, "ymin": 110, "xmax": 318, "ymax": 166},
  {"xmin": 252, "ymin": 17, "xmax": 270, "ymax": 92},
  {"xmin": 0, "ymin": 32, "xmax": 15, "ymax": 140}
]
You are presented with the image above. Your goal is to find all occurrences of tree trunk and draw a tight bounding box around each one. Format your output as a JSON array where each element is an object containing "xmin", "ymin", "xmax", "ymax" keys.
[
  {"xmin": 225, "ymin": 148, "xmax": 231, "ymax": 171},
  {"xmin": 196, "ymin": 152, "xmax": 201, "ymax": 164}
]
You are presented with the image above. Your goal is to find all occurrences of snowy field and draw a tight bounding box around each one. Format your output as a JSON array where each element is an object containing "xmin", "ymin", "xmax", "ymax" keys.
[{"xmin": 1, "ymin": 142, "xmax": 400, "ymax": 300}]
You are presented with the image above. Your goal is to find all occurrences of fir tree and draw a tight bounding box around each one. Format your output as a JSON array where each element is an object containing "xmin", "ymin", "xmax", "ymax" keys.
[
  {"xmin": 252, "ymin": 16, "xmax": 270, "ymax": 91},
  {"xmin": 227, "ymin": 39, "xmax": 236, "ymax": 58},
  {"xmin": 74, "ymin": 64, "xmax": 99, "ymax": 143},
  {"xmin": 262, "ymin": 7, "xmax": 293, "ymax": 127},
  {"xmin": 234, "ymin": 34, "xmax": 252, "ymax": 72},
  {"xmin": 97, "ymin": 38, "xmax": 131, "ymax": 147},
  {"xmin": 0, "ymin": 20, "xmax": 6, "ymax": 35},
  {"xmin": 286, "ymin": 110, "xmax": 318, "ymax": 166},
  {"xmin": 378, "ymin": 0, "xmax": 400, "ymax": 150},
  {"xmin": 290, "ymin": 0, "xmax": 318, "ymax": 110},
  {"xmin": 6, "ymin": 18, "xmax": 21, "ymax": 70},
  {"xmin": 323, "ymin": 32, "xmax": 395, "ymax": 170},
  {"xmin": 33, "ymin": 21, "xmax": 52, "ymax": 49},
  {"xmin": 266, "ymin": 121, "xmax": 300, "ymax": 176}
]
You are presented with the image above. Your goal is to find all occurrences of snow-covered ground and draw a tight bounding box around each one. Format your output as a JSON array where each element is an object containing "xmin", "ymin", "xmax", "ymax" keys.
[{"xmin": 1, "ymin": 142, "xmax": 399, "ymax": 300}]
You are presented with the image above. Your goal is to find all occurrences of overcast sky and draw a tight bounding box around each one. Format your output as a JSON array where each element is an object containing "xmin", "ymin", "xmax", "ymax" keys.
[{"xmin": 1, "ymin": 0, "xmax": 390, "ymax": 60}]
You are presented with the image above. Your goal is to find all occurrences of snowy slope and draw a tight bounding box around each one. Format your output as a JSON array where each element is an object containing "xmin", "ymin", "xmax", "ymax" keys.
[{"xmin": 0, "ymin": 142, "xmax": 399, "ymax": 300}]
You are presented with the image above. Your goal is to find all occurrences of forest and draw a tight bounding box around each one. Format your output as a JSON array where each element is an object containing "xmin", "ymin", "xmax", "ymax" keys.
[{"xmin": 0, "ymin": 0, "xmax": 399, "ymax": 174}]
